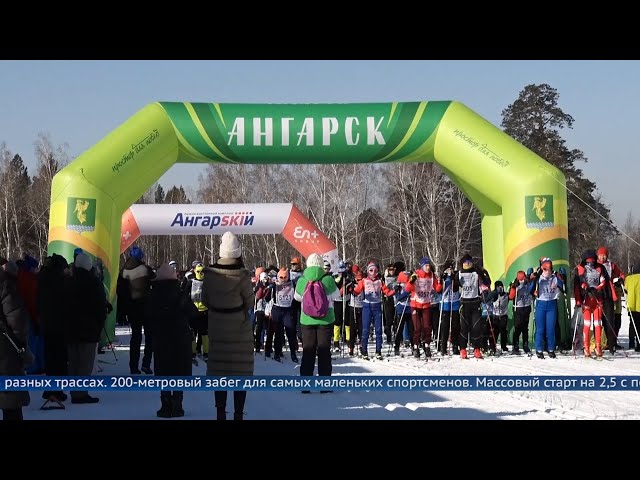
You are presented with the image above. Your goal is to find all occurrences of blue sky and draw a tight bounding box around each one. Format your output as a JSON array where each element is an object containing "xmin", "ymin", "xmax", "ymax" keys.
[{"xmin": 0, "ymin": 60, "xmax": 637, "ymax": 227}]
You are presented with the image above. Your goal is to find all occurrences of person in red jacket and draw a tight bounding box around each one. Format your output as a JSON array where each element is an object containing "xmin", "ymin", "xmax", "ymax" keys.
[
  {"xmin": 596, "ymin": 246, "xmax": 625, "ymax": 351},
  {"xmin": 573, "ymin": 250, "xmax": 610, "ymax": 358},
  {"xmin": 405, "ymin": 257, "xmax": 442, "ymax": 358}
]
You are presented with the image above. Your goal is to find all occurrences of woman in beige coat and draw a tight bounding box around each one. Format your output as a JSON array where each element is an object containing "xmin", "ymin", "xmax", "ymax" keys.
[{"xmin": 202, "ymin": 232, "xmax": 255, "ymax": 420}]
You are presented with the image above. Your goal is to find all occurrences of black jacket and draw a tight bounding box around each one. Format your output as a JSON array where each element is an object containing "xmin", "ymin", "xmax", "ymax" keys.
[
  {"xmin": 145, "ymin": 279, "xmax": 196, "ymax": 376},
  {"xmin": 63, "ymin": 268, "xmax": 107, "ymax": 344},
  {"xmin": 0, "ymin": 270, "xmax": 30, "ymax": 409}
]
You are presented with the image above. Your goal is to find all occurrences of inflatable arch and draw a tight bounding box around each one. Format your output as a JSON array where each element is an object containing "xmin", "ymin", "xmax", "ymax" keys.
[
  {"xmin": 120, "ymin": 203, "xmax": 339, "ymax": 268},
  {"xmin": 48, "ymin": 101, "xmax": 569, "ymax": 343}
]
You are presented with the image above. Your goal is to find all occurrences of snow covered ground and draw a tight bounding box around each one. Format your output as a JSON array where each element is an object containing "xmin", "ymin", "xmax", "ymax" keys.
[{"xmin": 23, "ymin": 307, "xmax": 640, "ymax": 420}]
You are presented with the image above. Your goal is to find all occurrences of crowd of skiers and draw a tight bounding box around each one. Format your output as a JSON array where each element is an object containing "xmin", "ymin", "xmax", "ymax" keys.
[
  {"xmin": 2, "ymin": 235, "xmax": 640, "ymax": 421},
  {"xmin": 251, "ymin": 246, "xmax": 636, "ymax": 364}
]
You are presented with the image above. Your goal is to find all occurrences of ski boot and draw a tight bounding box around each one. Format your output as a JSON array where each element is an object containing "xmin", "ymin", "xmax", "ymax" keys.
[
  {"xmin": 413, "ymin": 347, "xmax": 421, "ymax": 359},
  {"xmin": 512, "ymin": 346, "xmax": 521, "ymax": 355},
  {"xmin": 460, "ymin": 348, "xmax": 468, "ymax": 359},
  {"xmin": 375, "ymin": 352, "xmax": 383, "ymax": 360},
  {"xmin": 548, "ymin": 351, "xmax": 556, "ymax": 359},
  {"xmin": 536, "ymin": 351, "xmax": 545, "ymax": 359},
  {"xmin": 423, "ymin": 345, "xmax": 431, "ymax": 358},
  {"xmin": 452, "ymin": 345, "xmax": 460, "ymax": 356},
  {"xmin": 394, "ymin": 347, "xmax": 400, "ymax": 356},
  {"xmin": 291, "ymin": 352, "xmax": 299, "ymax": 363},
  {"xmin": 473, "ymin": 348, "xmax": 483, "ymax": 359}
]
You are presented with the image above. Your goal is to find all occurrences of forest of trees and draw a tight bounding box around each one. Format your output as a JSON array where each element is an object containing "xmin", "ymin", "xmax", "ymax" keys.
[{"xmin": 2, "ymin": 84, "xmax": 639, "ymax": 273}]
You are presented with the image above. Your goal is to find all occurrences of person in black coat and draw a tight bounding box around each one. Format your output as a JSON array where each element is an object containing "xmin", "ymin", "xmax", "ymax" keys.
[
  {"xmin": 37, "ymin": 254, "xmax": 70, "ymax": 404},
  {"xmin": 63, "ymin": 252, "xmax": 107, "ymax": 404},
  {"xmin": 0, "ymin": 266, "xmax": 31, "ymax": 420},
  {"xmin": 145, "ymin": 263, "xmax": 196, "ymax": 418}
]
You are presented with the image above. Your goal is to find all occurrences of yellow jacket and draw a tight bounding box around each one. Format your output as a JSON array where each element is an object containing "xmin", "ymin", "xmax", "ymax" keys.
[{"xmin": 626, "ymin": 274, "xmax": 640, "ymax": 312}]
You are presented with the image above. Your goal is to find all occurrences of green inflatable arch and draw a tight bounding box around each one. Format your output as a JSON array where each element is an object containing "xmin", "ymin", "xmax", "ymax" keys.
[{"xmin": 48, "ymin": 101, "xmax": 569, "ymax": 344}]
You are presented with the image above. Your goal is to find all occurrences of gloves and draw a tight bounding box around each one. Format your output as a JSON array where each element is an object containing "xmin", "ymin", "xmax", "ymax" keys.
[
  {"xmin": 510, "ymin": 281, "xmax": 518, "ymax": 290},
  {"xmin": 409, "ymin": 273, "xmax": 417, "ymax": 284}
]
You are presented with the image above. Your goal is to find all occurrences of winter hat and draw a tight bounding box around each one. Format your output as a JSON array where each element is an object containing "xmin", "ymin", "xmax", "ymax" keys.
[
  {"xmin": 495, "ymin": 280, "xmax": 504, "ymax": 288},
  {"xmin": 154, "ymin": 263, "xmax": 177, "ymax": 281},
  {"xmin": 597, "ymin": 246, "xmax": 609, "ymax": 257},
  {"xmin": 397, "ymin": 271, "xmax": 409, "ymax": 284},
  {"xmin": 337, "ymin": 260, "xmax": 347, "ymax": 273},
  {"xmin": 192, "ymin": 259, "xmax": 203, "ymax": 268},
  {"xmin": 461, "ymin": 254, "xmax": 473, "ymax": 265},
  {"xmin": 352, "ymin": 264, "xmax": 360, "ymax": 273},
  {"xmin": 219, "ymin": 231, "xmax": 242, "ymax": 259},
  {"xmin": 323, "ymin": 260, "xmax": 331, "ymax": 270},
  {"xmin": 255, "ymin": 266, "xmax": 265, "ymax": 278},
  {"xmin": 306, "ymin": 253, "xmax": 324, "ymax": 268},
  {"xmin": 583, "ymin": 249, "xmax": 596, "ymax": 263},
  {"xmin": 2, "ymin": 261, "xmax": 18, "ymax": 276},
  {"xmin": 419, "ymin": 257, "xmax": 430, "ymax": 268},
  {"xmin": 73, "ymin": 247, "xmax": 83, "ymax": 259},
  {"xmin": 194, "ymin": 264, "xmax": 205, "ymax": 280},
  {"xmin": 75, "ymin": 252, "xmax": 93, "ymax": 272},
  {"xmin": 23, "ymin": 255, "xmax": 39, "ymax": 271},
  {"xmin": 540, "ymin": 257, "xmax": 552, "ymax": 269},
  {"xmin": 290, "ymin": 257, "xmax": 301, "ymax": 265},
  {"xmin": 393, "ymin": 261, "xmax": 406, "ymax": 273},
  {"xmin": 278, "ymin": 268, "xmax": 289, "ymax": 281},
  {"xmin": 169, "ymin": 260, "xmax": 177, "ymax": 269},
  {"xmin": 130, "ymin": 246, "xmax": 144, "ymax": 261},
  {"xmin": 259, "ymin": 272, "xmax": 268, "ymax": 281},
  {"xmin": 366, "ymin": 261, "xmax": 378, "ymax": 271}
]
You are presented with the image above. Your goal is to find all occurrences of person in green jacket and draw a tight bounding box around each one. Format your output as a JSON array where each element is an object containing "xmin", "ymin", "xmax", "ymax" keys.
[
  {"xmin": 294, "ymin": 253, "xmax": 341, "ymax": 385},
  {"xmin": 625, "ymin": 262, "xmax": 640, "ymax": 351}
]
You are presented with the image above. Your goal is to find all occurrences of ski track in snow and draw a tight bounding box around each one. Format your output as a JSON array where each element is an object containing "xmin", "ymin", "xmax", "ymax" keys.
[{"xmin": 23, "ymin": 307, "xmax": 640, "ymax": 420}]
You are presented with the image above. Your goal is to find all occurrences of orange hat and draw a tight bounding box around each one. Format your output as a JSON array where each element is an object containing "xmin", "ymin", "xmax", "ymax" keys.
[
  {"xmin": 277, "ymin": 268, "xmax": 289, "ymax": 281},
  {"xmin": 397, "ymin": 271, "xmax": 409, "ymax": 284},
  {"xmin": 255, "ymin": 266, "xmax": 265, "ymax": 278},
  {"xmin": 352, "ymin": 264, "xmax": 360, "ymax": 273},
  {"xmin": 290, "ymin": 257, "xmax": 300, "ymax": 265},
  {"xmin": 597, "ymin": 247, "xmax": 608, "ymax": 257}
]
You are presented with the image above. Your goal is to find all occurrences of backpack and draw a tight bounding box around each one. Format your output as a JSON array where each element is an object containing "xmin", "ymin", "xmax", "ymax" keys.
[{"xmin": 302, "ymin": 275, "xmax": 330, "ymax": 318}]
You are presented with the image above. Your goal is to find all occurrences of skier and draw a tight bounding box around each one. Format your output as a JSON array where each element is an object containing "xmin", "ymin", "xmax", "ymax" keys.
[
  {"xmin": 332, "ymin": 260, "xmax": 353, "ymax": 354},
  {"xmin": 509, "ymin": 271, "xmax": 534, "ymax": 354},
  {"xmin": 289, "ymin": 257, "xmax": 304, "ymax": 348},
  {"xmin": 405, "ymin": 257, "xmax": 442, "ymax": 358},
  {"xmin": 269, "ymin": 268, "xmax": 298, "ymax": 362},
  {"xmin": 625, "ymin": 260, "xmax": 640, "ymax": 351},
  {"xmin": 573, "ymin": 250, "xmax": 610, "ymax": 358},
  {"xmin": 439, "ymin": 261, "xmax": 461, "ymax": 356},
  {"xmin": 347, "ymin": 266, "xmax": 364, "ymax": 357},
  {"xmin": 184, "ymin": 264, "xmax": 209, "ymax": 364},
  {"xmin": 353, "ymin": 261, "xmax": 395, "ymax": 360},
  {"xmin": 253, "ymin": 272, "xmax": 272, "ymax": 353},
  {"xmin": 383, "ymin": 263, "xmax": 398, "ymax": 345},
  {"xmin": 489, "ymin": 281, "xmax": 510, "ymax": 353},
  {"xmin": 596, "ymin": 246, "xmax": 625, "ymax": 351},
  {"xmin": 458, "ymin": 254, "xmax": 491, "ymax": 359},
  {"xmin": 393, "ymin": 271, "xmax": 413, "ymax": 356},
  {"xmin": 531, "ymin": 257, "xmax": 564, "ymax": 359}
]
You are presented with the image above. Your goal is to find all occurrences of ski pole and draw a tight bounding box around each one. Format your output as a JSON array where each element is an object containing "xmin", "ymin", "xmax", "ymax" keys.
[
  {"xmin": 588, "ymin": 290, "xmax": 628, "ymax": 357},
  {"xmin": 103, "ymin": 326, "xmax": 118, "ymax": 362},
  {"xmin": 435, "ymin": 285, "xmax": 449, "ymax": 353},
  {"xmin": 622, "ymin": 288, "xmax": 640, "ymax": 349},
  {"xmin": 571, "ymin": 305, "xmax": 581, "ymax": 358}
]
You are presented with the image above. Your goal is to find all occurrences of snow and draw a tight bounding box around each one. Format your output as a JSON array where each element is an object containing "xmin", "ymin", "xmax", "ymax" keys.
[{"xmin": 23, "ymin": 306, "xmax": 640, "ymax": 420}]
